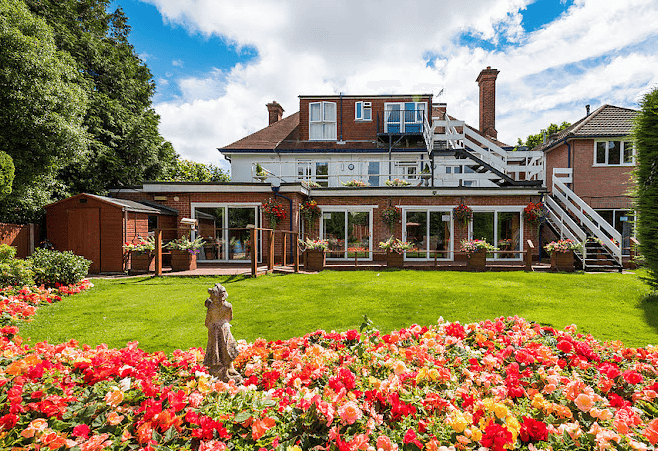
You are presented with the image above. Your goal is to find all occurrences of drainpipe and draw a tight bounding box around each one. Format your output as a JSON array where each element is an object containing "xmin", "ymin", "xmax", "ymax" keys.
[
  {"xmin": 272, "ymin": 186, "xmax": 294, "ymax": 259},
  {"xmin": 566, "ymin": 139, "xmax": 572, "ymax": 191},
  {"xmin": 339, "ymin": 92, "xmax": 343, "ymax": 142}
]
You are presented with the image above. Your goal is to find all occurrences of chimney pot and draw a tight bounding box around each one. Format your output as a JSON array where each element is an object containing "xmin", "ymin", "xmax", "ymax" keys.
[
  {"xmin": 586, "ymin": 104, "xmax": 591, "ymax": 116},
  {"xmin": 266, "ymin": 101, "xmax": 284, "ymax": 125},
  {"xmin": 476, "ymin": 67, "xmax": 500, "ymax": 139}
]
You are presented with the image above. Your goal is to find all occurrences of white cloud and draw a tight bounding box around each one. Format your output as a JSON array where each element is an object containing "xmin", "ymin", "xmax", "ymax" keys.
[
  {"xmin": 144, "ymin": 0, "xmax": 658, "ymax": 164},
  {"xmin": 172, "ymin": 59, "xmax": 184, "ymax": 67}
]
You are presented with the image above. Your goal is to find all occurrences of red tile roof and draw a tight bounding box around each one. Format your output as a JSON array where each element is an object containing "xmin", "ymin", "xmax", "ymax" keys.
[{"xmin": 222, "ymin": 112, "xmax": 299, "ymax": 150}]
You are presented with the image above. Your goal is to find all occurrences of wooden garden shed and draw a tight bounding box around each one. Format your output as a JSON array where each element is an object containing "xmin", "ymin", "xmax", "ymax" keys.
[{"xmin": 45, "ymin": 193, "xmax": 178, "ymax": 274}]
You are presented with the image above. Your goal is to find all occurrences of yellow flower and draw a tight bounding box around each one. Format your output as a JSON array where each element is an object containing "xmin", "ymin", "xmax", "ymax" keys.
[
  {"xmin": 493, "ymin": 403, "xmax": 509, "ymax": 419},
  {"xmin": 470, "ymin": 426, "xmax": 482, "ymax": 442},
  {"xmin": 287, "ymin": 446, "xmax": 302, "ymax": 451},
  {"xmin": 505, "ymin": 416, "xmax": 521, "ymax": 442},
  {"xmin": 428, "ymin": 368, "xmax": 440, "ymax": 381},
  {"xmin": 448, "ymin": 413, "xmax": 470, "ymax": 433}
]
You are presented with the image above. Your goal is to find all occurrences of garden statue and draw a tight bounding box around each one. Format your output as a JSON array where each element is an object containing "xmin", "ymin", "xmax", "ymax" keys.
[{"xmin": 203, "ymin": 283, "xmax": 242, "ymax": 383}]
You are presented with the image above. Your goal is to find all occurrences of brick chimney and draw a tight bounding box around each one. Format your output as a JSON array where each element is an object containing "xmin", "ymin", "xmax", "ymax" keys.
[
  {"xmin": 476, "ymin": 66, "xmax": 500, "ymax": 139},
  {"xmin": 266, "ymin": 101, "xmax": 284, "ymax": 125}
]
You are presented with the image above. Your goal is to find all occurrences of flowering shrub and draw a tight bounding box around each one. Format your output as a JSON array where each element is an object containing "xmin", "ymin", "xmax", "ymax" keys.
[
  {"xmin": 524, "ymin": 202, "xmax": 546, "ymax": 225},
  {"xmin": 262, "ymin": 198, "xmax": 286, "ymax": 229},
  {"xmin": 0, "ymin": 244, "xmax": 34, "ymax": 287},
  {"xmin": 28, "ymin": 249, "xmax": 91, "ymax": 287},
  {"xmin": 4, "ymin": 293, "xmax": 658, "ymax": 451},
  {"xmin": 381, "ymin": 205, "xmax": 402, "ymax": 232},
  {"xmin": 165, "ymin": 236, "xmax": 206, "ymax": 254},
  {"xmin": 453, "ymin": 204, "xmax": 473, "ymax": 225},
  {"xmin": 461, "ymin": 239, "xmax": 497, "ymax": 253},
  {"xmin": 122, "ymin": 236, "xmax": 155, "ymax": 254},
  {"xmin": 298, "ymin": 237, "xmax": 329, "ymax": 251},
  {"xmin": 379, "ymin": 236, "xmax": 413, "ymax": 254},
  {"xmin": 544, "ymin": 239, "xmax": 583, "ymax": 254},
  {"xmin": 385, "ymin": 178, "xmax": 411, "ymax": 187},
  {"xmin": 341, "ymin": 179, "xmax": 368, "ymax": 187},
  {"xmin": 300, "ymin": 199, "xmax": 321, "ymax": 228}
]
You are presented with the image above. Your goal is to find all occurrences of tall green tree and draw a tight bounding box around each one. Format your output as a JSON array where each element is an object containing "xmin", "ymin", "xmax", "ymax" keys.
[
  {"xmin": 162, "ymin": 159, "xmax": 231, "ymax": 183},
  {"xmin": 0, "ymin": 151, "xmax": 14, "ymax": 199},
  {"xmin": 0, "ymin": 0, "xmax": 88, "ymax": 223},
  {"xmin": 633, "ymin": 87, "xmax": 658, "ymax": 290},
  {"xmin": 25, "ymin": 0, "xmax": 177, "ymax": 193},
  {"xmin": 517, "ymin": 121, "xmax": 571, "ymax": 149}
]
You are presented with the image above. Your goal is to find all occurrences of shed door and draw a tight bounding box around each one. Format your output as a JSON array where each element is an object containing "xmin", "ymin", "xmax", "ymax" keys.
[{"xmin": 68, "ymin": 208, "xmax": 101, "ymax": 273}]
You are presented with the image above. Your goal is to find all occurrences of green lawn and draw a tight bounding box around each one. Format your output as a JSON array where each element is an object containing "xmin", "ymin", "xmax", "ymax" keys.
[{"xmin": 19, "ymin": 270, "xmax": 657, "ymax": 354}]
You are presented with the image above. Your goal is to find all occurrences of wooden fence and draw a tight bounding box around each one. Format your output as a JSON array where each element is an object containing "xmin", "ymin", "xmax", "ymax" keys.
[{"xmin": 0, "ymin": 223, "xmax": 37, "ymax": 258}]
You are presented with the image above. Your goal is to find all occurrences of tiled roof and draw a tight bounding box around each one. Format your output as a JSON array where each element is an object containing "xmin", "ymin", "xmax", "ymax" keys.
[
  {"xmin": 537, "ymin": 105, "xmax": 638, "ymax": 152},
  {"xmin": 222, "ymin": 112, "xmax": 300, "ymax": 150}
]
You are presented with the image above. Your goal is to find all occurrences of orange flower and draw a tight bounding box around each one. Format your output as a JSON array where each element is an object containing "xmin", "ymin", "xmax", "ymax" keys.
[
  {"xmin": 104, "ymin": 390, "xmax": 124, "ymax": 407},
  {"xmin": 251, "ymin": 417, "xmax": 275, "ymax": 441},
  {"xmin": 107, "ymin": 411, "xmax": 125, "ymax": 426},
  {"xmin": 644, "ymin": 419, "xmax": 658, "ymax": 445},
  {"xmin": 574, "ymin": 393, "xmax": 594, "ymax": 412}
]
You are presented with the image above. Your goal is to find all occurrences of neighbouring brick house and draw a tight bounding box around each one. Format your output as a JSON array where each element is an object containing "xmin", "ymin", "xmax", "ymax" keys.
[{"xmin": 48, "ymin": 67, "xmax": 637, "ymax": 272}]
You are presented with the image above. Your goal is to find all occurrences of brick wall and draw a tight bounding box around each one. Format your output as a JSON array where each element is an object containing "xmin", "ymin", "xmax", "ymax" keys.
[{"xmin": 545, "ymin": 138, "xmax": 635, "ymax": 210}]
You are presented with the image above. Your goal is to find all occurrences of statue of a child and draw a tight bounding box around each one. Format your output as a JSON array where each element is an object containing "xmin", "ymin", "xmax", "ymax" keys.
[{"xmin": 203, "ymin": 283, "xmax": 242, "ymax": 382}]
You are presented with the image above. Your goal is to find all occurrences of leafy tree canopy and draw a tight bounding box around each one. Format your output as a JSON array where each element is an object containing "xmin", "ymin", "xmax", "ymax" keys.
[
  {"xmin": 162, "ymin": 159, "xmax": 231, "ymax": 183},
  {"xmin": 24, "ymin": 0, "xmax": 177, "ymax": 193},
  {"xmin": 0, "ymin": 151, "xmax": 15, "ymax": 199},
  {"xmin": 516, "ymin": 121, "xmax": 571, "ymax": 149},
  {"xmin": 633, "ymin": 87, "xmax": 658, "ymax": 290},
  {"xmin": 0, "ymin": 0, "xmax": 88, "ymax": 222}
]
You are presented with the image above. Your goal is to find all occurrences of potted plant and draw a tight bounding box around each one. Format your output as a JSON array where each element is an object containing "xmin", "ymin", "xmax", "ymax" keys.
[
  {"xmin": 341, "ymin": 179, "xmax": 368, "ymax": 187},
  {"xmin": 378, "ymin": 236, "xmax": 413, "ymax": 268},
  {"xmin": 461, "ymin": 239, "xmax": 497, "ymax": 271},
  {"xmin": 254, "ymin": 163, "xmax": 267, "ymax": 181},
  {"xmin": 385, "ymin": 178, "xmax": 411, "ymax": 187},
  {"xmin": 123, "ymin": 237, "xmax": 155, "ymax": 273},
  {"xmin": 544, "ymin": 239, "xmax": 581, "ymax": 272},
  {"xmin": 523, "ymin": 202, "xmax": 545, "ymax": 226},
  {"xmin": 299, "ymin": 238, "xmax": 328, "ymax": 271},
  {"xmin": 420, "ymin": 163, "xmax": 431, "ymax": 180},
  {"xmin": 165, "ymin": 236, "xmax": 205, "ymax": 271}
]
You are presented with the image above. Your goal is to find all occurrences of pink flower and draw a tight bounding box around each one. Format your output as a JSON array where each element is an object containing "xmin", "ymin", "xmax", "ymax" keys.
[
  {"xmin": 574, "ymin": 393, "xmax": 594, "ymax": 412},
  {"xmin": 338, "ymin": 401, "xmax": 363, "ymax": 425}
]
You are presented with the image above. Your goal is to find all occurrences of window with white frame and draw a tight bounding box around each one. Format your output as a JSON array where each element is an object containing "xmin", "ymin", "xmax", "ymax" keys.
[
  {"xmin": 355, "ymin": 101, "xmax": 372, "ymax": 121},
  {"xmin": 309, "ymin": 101, "xmax": 337, "ymax": 140},
  {"xmin": 298, "ymin": 160, "xmax": 329, "ymax": 186},
  {"xmin": 594, "ymin": 140, "xmax": 634, "ymax": 166}
]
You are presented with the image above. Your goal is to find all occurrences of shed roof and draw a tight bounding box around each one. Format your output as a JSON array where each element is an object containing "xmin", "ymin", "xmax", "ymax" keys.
[
  {"xmin": 536, "ymin": 105, "xmax": 638, "ymax": 152},
  {"xmin": 45, "ymin": 193, "xmax": 172, "ymax": 215}
]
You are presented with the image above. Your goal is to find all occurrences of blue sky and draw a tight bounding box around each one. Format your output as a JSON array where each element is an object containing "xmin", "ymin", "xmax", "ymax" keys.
[{"xmin": 110, "ymin": 0, "xmax": 658, "ymax": 167}]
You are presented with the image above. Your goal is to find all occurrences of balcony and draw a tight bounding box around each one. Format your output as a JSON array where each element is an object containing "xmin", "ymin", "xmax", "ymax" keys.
[{"xmin": 377, "ymin": 108, "xmax": 427, "ymax": 135}]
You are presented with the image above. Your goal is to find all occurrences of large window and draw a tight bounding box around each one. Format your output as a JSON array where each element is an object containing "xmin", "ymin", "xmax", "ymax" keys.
[
  {"xmin": 471, "ymin": 210, "xmax": 522, "ymax": 260},
  {"xmin": 594, "ymin": 140, "xmax": 634, "ymax": 166},
  {"xmin": 368, "ymin": 162, "xmax": 380, "ymax": 187},
  {"xmin": 322, "ymin": 209, "xmax": 372, "ymax": 260},
  {"xmin": 403, "ymin": 209, "xmax": 452, "ymax": 260},
  {"xmin": 384, "ymin": 102, "xmax": 426, "ymax": 133},
  {"xmin": 192, "ymin": 204, "xmax": 260, "ymax": 262},
  {"xmin": 309, "ymin": 101, "xmax": 337, "ymax": 140}
]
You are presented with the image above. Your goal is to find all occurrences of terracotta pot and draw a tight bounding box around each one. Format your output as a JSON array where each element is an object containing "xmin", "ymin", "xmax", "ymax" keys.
[
  {"xmin": 170, "ymin": 249, "xmax": 197, "ymax": 271},
  {"xmin": 131, "ymin": 252, "xmax": 154, "ymax": 273},
  {"xmin": 386, "ymin": 251, "xmax": 404, "ymax": 268},
  {"xmin": 550, "ymin": 250, "xmax": 574, "ymax": 272},
  {"xmin": 305, "ymin": 249, "xmax": 325, "ymax": 271},
  {"xmin": 466, "ymin": 249, "xmax": 487, "ymax": 271}
]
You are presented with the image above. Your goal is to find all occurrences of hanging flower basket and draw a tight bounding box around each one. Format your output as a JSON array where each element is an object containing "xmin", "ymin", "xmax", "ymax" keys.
[
  {"xmin": 524, "ymin": 202, "xmax": 546, "ymax": 225},
  {"xmin": 300, "ymin": 199, "xmax": 321, "ymax": 229},
  {"xmin": 453, "ymin": 204, "xmax": 473, "ymax": 225},
  {"xmin": 262, "ymin": 198, "xmax": 287, "ymax": 229},
  {"xmin": 381, "ymin": 205, "xmax": 401, "ymax": 233}
]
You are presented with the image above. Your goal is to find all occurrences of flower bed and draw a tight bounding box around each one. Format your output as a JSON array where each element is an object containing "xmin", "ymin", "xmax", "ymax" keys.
[{"xmin": 3, "ymin": 283, "xmax": 658, "ymax": 451}]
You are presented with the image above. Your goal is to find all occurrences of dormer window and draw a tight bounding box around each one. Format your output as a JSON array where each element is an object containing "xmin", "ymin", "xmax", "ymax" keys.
[
  {"xmin": 309, "ymin": 101, "xmax": 337, "ymax": 140},
  {"xmin": 355, "ymin": 101, "xmax": 372, "ymax": 121}
]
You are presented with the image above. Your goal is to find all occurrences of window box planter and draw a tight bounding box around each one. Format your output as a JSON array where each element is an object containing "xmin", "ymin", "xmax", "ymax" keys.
[
  {"xmin": 170, "ymin": 249, "xmax": 197, "ymax": 271},
  {"xmin": 466, "ymin": 249, "xmax": 487, "ymax": 271},
  {"xmin": 550, "ymin": 250, "xmax": 574, "ymax": 272},
  {"xmin": 305, "ymin": 249, "xmax": 325, "ymax": 271},
  {"xmin": 131, "ymin": 252, "xmax": 154, "ymax": 273},
  {"xmin": 386, "ymin": 251, "xmax": 404, "ymax": 268}
]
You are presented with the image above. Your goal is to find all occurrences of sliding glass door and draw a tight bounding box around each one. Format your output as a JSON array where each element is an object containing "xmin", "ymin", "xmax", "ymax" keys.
[
  {"xmin": 403, "ymin": 209, "xmax": 452, "ymax": 260},
  {"xmin": 322, "ymin": 209, "xmax": 372, "ymax": 260},
  {"xmin": 471, "ymin": 210, "xmax": 522, "ymax": 260},
  {"xmin": 192, "ymin": 204, "xmax": 260, "ymax": 262}
]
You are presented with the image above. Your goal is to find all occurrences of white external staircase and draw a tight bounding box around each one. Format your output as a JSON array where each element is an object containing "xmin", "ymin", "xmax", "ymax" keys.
[{"xmin": 545, "ymin": 168, "xmax": 622, "ymax": 270}]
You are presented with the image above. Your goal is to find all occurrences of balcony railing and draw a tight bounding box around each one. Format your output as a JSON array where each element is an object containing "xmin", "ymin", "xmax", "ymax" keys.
[{"xmin": 377, "ymin": 109, "xmax": 427, "ymax": 134}]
